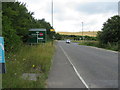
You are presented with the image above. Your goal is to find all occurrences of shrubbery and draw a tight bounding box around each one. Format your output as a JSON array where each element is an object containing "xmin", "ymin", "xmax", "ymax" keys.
[
  {"xmin": 97, "ymin": 15, "xmax": 119, "ymax": 43},
  {"xmin": 2, "ymin": 2, "xmax": 55, "ymax": 52},
  {"xmin": 97, "ymin": 15, "xmax": 119, "ymax": 51}
]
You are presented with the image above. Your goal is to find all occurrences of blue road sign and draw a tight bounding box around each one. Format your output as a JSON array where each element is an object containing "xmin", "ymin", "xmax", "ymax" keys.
[{"xmin": 0, "ymin": 37, "xmax": 5, "ymax": 63}]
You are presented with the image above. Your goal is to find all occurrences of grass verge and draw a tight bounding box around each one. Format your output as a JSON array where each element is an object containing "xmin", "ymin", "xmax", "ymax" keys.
[
  {"xmin": 72, "ymin": 40, "xmax": 118, "ymax": 51},
  {"xmin": 2, "ymin": 42, "xmax": 55, "ymax": 88}
]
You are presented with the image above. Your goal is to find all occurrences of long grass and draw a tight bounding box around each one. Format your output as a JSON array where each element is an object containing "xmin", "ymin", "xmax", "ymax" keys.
[
  {"xmin": 77, "ymin": 40, "xmax": 118, "ymax": 51},
  {"xmin": 2, "ymin": 42, "xmax": 55, "ymax": 88}
]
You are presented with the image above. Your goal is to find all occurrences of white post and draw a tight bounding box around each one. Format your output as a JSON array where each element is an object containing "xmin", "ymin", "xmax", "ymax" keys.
[{"xmin": 36, "ymin": 32, "xmax": 39, "ymax": 43}]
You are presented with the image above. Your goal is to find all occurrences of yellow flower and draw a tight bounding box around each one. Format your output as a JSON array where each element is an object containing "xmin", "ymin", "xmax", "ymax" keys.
[{"xmin": 32, "ymin": 65, "xmax": 35, "ymax": 68}]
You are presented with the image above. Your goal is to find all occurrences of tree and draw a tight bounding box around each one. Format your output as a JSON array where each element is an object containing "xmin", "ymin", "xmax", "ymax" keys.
[
  {"xmin": 97, "ymin": 15, "xmax": 120, "ymax": 44},
  {"xmin": 2, "ymin": 15, "xmax": 22, "ymax": 52},
  {"xmin": 2, "ymin": 2, "xmax": 56, "ymax": 52}
]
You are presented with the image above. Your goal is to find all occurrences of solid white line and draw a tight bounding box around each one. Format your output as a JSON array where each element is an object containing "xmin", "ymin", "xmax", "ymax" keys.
[{"xmin": 59, "ymin": 45, "xmax": 89, "ymax": 89}]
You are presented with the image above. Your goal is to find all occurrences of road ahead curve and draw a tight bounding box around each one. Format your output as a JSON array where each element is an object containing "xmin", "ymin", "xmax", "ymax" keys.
[{"xmin": 47, "ymin": 41, "xmax": 118, "ymax": 88}]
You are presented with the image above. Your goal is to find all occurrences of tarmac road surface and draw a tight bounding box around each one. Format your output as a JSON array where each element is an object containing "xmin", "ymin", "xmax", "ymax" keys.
[{"xmin": 47, "ymin": 41, "xmax": 118, "ymax": 88}]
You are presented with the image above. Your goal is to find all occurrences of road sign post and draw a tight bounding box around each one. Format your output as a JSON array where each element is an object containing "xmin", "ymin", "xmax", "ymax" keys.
[
  {"xmin": 36, "ymin": 32, "xmax": 39, "ymax": 43},
  {"xmin": 50, "ymin": 29, "xmax": 55, "ymax": 45},
  {"xmin": 0, "ymin": 37, "xmax": 5, "ymax": 73}
]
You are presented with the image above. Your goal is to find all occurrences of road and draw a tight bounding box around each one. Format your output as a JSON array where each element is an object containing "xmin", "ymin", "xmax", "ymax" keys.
[{"xmin": 47, "ymin": 41, "xmax": 118, "ymax": 88}]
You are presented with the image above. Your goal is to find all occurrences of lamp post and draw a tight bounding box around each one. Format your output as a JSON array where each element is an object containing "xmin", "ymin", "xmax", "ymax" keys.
[{"xmin": 51, "ymin": 0, "xmax": 53, "ymax": 27}]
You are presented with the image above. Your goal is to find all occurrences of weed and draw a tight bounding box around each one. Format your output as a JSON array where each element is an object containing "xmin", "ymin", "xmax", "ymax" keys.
[{"xmin": 2, "ymin": 42, "xmax": 54, "ymax": 88}]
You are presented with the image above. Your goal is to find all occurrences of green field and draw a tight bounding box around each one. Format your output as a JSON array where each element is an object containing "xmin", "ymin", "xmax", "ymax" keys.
[
  {"xmin": 57, "ymin": 31, "xmax": 98, "ymax": 37},
  {"xmin": 2, "ymin": 42, "xmax": 55, "ymax": 88}
]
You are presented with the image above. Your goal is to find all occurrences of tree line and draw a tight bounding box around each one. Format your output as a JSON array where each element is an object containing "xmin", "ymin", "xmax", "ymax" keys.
[
  {"xmin": 97, "ymin": 15, "xmax": 119, "ymax": 44},
  {"xmin": 97, "ymin": 15, "xmax": 119, "ymax": 51},
  {"xmin": 55, "ymin": 34, "xmax": 97, "ymax": 41},
  {"xmin": 2, "ymin": 2, "xmax": 55, "ymax": 52},
  {"xmin": 2, "ymin": 2, "xmax": 120, "ymax": 52}
]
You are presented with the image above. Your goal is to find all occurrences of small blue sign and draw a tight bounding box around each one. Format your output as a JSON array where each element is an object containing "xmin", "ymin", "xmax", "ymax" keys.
[{"xmin": 0, "ymin": 37, "xmax": 5, "ymax": 63}]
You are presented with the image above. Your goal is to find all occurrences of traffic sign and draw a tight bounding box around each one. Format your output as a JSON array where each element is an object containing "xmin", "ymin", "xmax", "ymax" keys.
[
  {"xmin": 50, "ymin": 29, "xmax": 55, "ymax": 32},
  {"xmin": 28, "ymin": 29, "xmax": 47, "ymax": 44},
  {"xmin": 39, "ymin": 33, "xmax": 43, "ymax": 36}
]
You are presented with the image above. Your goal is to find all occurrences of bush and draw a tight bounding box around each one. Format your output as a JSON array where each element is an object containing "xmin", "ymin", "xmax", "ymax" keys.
[
  {"xmin": 97, "ymin": 15, "xmax": 120, "ymax": 44},
  {"xmin": 3, "ymin": 16, "xmax": 22, "ymax": 52},
  {"xmin": 79, "ymin": 41, "xmax": 118, "ymax": 51},
  {"xmin": 2, "ymin": 2, "xmax": 56, "ymax": 52}
]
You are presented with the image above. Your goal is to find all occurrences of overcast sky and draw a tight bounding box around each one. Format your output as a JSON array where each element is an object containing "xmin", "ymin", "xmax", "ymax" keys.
[{"xmin": 17, "ymin": 0, "xmax": 119, "ymax": 32}]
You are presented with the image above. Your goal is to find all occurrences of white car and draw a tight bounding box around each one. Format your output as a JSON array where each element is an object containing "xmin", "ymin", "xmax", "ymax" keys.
[{"xmin": 66, "ymin": 39, "xmax": 71, "ymax": 44}]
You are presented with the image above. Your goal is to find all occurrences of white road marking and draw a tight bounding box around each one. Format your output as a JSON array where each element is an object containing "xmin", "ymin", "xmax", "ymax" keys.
[{"xmin": 60, "ymin": 45, "xmax": 90, "ymax": 89}]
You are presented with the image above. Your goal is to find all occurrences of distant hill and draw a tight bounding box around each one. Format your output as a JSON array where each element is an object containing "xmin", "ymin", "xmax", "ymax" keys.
[{"xmin": 57, "ymin": 31, "xmax": 98, "ymax": 37}]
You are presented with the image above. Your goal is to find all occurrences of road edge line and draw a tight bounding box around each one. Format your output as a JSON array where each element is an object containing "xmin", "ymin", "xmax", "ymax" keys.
[{"xmin": 59, "ymin": 45, "xmax": 90, "ymax": 89}]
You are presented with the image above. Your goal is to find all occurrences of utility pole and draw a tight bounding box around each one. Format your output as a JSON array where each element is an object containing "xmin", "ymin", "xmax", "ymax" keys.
[
  {"xmin": 0, "ymin": 1, "xmax": 2, "ymax": 36},
  {"xmin": 51, "ymin": 0, "xmax": 53, "ymax": 27},
  {"xmin": 51, "ymin": 0, "xmax": 54, "ymax": 45},
  {"xmin": 118, "ymin": 1, "xmax": 120, "ymax": 16},
  {"xmin": 82, "ymin": 22, "xmax": 83, "ymax": 40}
]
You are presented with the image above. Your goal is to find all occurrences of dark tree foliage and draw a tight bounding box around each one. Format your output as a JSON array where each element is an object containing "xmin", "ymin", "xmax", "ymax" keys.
[
  {"xmin": 97, "ymin": 15, "xmax": 120, "ymax": 44},
  {"xmin": 54, "ymin": 33, "xmax": 62, "ymax": 40},
  {"xmin": 2, "ymin": 2, "xmax": 55, "ymax": 52}
]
